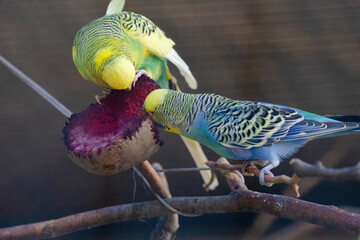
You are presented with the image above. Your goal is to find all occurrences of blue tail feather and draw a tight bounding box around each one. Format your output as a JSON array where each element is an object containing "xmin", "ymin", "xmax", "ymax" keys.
[
  {"xmin": 324, "ymin": 115, "xmax": 360, "ymax": 135},
  {"xmin": 328, "ymin": 115, "xmax": 360, "ymax": 131}
]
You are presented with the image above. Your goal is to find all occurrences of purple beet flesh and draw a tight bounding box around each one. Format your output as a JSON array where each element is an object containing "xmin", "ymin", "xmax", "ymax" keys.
[{"xmin": 63, "ymin": 76, "xmax": 162, "ymax": 175}]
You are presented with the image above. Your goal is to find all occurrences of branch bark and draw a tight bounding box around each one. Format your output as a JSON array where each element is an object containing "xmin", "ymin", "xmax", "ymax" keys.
[
  {"xmin": 241, "ymin": 141, "xmax": 355, "ymax": 240},
  {"xmin": 136, "ymin": 161, "xmax": 172, "ymax": 199},
  {"xmin": 206, "ymin": 160, "xmax": 301, "ymax": 197},
  {"xmin": 1, "ymin": 190, "xmax": 359, "ymax": 239},
  {"xmin": 290, "ymin": 158, "xmax": 360, "ymax": 181},
  {"xmin": 216, "ymin": 157, "xmax": 248, "ymax": 192},
  {"xmin": 150, "ymin": 162, "xmax": 179, "ymax": 240}
]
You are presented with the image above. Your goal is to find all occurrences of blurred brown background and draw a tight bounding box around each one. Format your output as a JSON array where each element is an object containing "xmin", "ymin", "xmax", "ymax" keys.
[{"xmin": 1, "ymin": 0, "xmax": 360, "ymax": 239}]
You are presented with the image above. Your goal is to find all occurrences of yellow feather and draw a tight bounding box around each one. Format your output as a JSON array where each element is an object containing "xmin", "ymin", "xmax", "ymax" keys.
[
  {"xmin": 121, "ymin": 12, "xmax": 175, "ymax": 57},
  {"xmin": 140, "ymin": 34, "xmax": 174, "ymax": 57},
  {"xmin": 72, "ymin": 46, "xmax": 77, "ymax": 63},
  {"xmin": 145, "ymin": 89, "xmax": 180, "ymax": 134},
  {"xmin": 94, "ymin": 47, "xmax": 114, "ymax": 72},
  {"xmin": 144, "ymin": 89, "xmax": 168, "ymax": 113},
  {"xmin": 101, "ymin": 57, "xmax": 135, "ymax": 90}
]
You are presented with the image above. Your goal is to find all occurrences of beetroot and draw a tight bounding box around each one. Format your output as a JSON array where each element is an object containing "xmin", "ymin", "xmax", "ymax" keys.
[{"xmin": 63, "ymin": 76, "xmax": 162, "ymax": 175}]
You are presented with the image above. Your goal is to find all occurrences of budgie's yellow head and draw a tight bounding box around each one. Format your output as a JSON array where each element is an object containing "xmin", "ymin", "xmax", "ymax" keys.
[
  {"xmin": 144, "ymin": 89, "xmax": 168, "ymax": 115},
  {"xmin": 100, "ymin": 56, "xmax": 135, "ymax": 90},
  {"xmin": 73, "ymin": 36, "xmax": 136, "ymax": 90},
  {"xmin": 144, "ymin": 89, "xmax": 185, "ymax": 135}
]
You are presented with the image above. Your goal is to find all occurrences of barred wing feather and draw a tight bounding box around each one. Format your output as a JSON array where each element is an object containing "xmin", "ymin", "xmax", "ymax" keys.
[{"xmin": 206, "ymin": 101, "xmax": 303, "ymax": 149}]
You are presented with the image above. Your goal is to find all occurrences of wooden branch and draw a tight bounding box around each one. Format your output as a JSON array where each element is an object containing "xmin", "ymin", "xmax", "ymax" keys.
[
  {"xmin": 150, "ymin": 162, "xmax": 178, "ymax": 240},
  {"xmin": 207, "ymin": 157, "xmax": 360, "ymax": 197},
  {"xmin": 136, "ymin": 161, "xmax": 172, "ymax": 199},
  {"xmin": 206, "ymin": 160, "xmax": 301, "ymax": 197},
  {"xmin": 206, "ymin": 161, "xmax": 245, "ymax": 172},
  {"xmin": 241, "ymin": 142, "xmax": 356, "ymax": 240},
  {"xmin": 290, "ymin": 158, "xmax": 360, "ymax": 181},
  {"xmin": 1, "ymin": 191, "xmax": 360, "ymax": 239},
  {"xmin": 135, "ymin": 162, "xmax": 199, "ymax": 218},
  {"xmin": 152, "ymin": 162, "xmax": 170, "ymax": 191},
  {"xmin": 216, "ymin": 157, "xmax": 248, "ymax": 192}
]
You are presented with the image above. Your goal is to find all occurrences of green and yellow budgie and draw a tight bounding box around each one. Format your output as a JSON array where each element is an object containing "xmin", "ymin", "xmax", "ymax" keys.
[
  {"xmin": 72, "ymin": 0, "xmax": 218, "ymax": 189},
  {"xmin": 72, "ymin": 0, "xmax": 196, "ymax": 91},
  {"xmin": 144, "ymin": 89, "xmax": 360, "ymax": 186}
]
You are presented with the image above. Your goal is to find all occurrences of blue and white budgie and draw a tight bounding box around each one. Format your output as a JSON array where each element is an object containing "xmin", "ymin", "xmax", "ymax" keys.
[{"xmin": 144, "ymin": 89, "xmax": 360, "ymax": 186}]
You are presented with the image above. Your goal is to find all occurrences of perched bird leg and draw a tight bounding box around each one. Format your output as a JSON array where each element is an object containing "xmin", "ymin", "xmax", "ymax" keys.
[
  {"xmin": 259, "ymin": 164, "xmax": 276, "ymax": 187},
  {"xmin": 245, "ymin": 164, "xmax": 301, "ymax": 197},
  {"xmin": 241, "ymin": 160, "xmax": 269, "ymax": 176},
  {"xmin": 134, "ymin": 69, "xmax": 150, "ymax": 87},
  {"xmin": 206, "ymin": 159, "xmax": 275, "ymax": 186},
  {"xmin": 207, "ymin": 159, "xmax": 300, "ymax": 196},
  {"xmin": 150, "ymin": 162, "xmax": 179, "ymax": 240}
]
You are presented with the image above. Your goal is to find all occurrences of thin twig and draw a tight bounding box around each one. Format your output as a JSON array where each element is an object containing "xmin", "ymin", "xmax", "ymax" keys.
[
  {"xmin": 155, "ymin": 167, "xmax": 212, "ymax": 173},
  {"xmin": 206, "ymin": 161, "xmax": 245, "ymax": 172},
  {"xmin": 155, "ymin": 157, "xmax": 360, "ymax": 183},
  {"xmin": 290, "ymin": 158, "xmax": 360, "ymax": 181},
  {"xmin": 0, "ymin": 55, "xmax": 72, "ymax": 118},
  {"xmin": 242, "ymin": 142, "xmax": 354, "ymax": 240},
  {"xmin": 1, "ymin": 191, "xmax": 359, "ymax": 239},
  {"xmin": 135, "ymin": 161, "xmax": 199, "ymax": 217},
  {"xmin": 136, "ymin": 161, "xmax": 171, "ymax": 199},
  {"xmin": 206, "ymin": 160, "xmax": 301, "ymax": 197},
  {"xmin": 133, "ymin": 165, "xmax": 187, "ymax": 217},
  {"xmin": 152, "ymin": 163, "xmax": 170, "ymax": 191},
  {"xmin": 150, "ymin": 162, "xmax": 179, "ymax": 240}
]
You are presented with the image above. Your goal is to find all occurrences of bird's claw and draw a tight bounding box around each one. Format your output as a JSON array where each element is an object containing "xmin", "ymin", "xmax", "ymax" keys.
[
  {"xmin": 95, "ymin": 95, "xmax": 102, "ymax": 104},
  {"xmin": 95, "ymin": 90, "xmax": 110, "ymax": 104},
  {"xmin": 133, "ymin": 69, "xmax": 150, "ymax": 88},
  {"xmin": 259, "ymin": 167, "xmax": 275, "ymax": 187},
  {"xmin": 240, "ymin": 160, "xmax": 268, "ymax": 176},
  {"xmin": 240, "ymin": 162, "xmax": 255, "ymax": 176}
]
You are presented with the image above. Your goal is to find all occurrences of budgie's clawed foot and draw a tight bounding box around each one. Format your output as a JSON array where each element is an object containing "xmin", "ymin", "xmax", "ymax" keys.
[
  {"xmin": 240, "ymin": 162, "xmax": 255, "ymax": 176},
  {"xmin": 95, "ymin": 90, "xmax": 110, "ymax": 104},
  {"xmin": 259, "ymin": 164, "xmax": 276, "ymax": 187},
  {"xmin": 134, "ymin": 69, "xmax": 150, "ymax": 87},
  {"xmin": 241, "ymin": 160, "xmax": 268, "ymax": 176}
]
